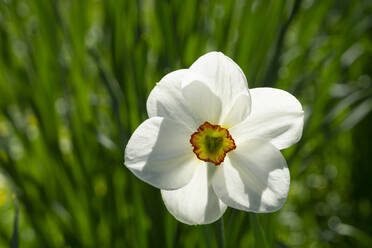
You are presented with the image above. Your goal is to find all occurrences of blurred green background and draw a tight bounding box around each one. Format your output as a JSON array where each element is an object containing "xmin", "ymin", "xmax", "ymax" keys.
[{"xmin": 0, "ymin": 0, "xmax": 372, "ymax": 247}]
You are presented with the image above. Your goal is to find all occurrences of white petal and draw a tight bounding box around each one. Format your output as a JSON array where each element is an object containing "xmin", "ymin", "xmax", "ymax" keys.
[
  {"xmin": 212, "ymin": 139, "xmax": 290, "ymax": 212},
  {"xmin": 182, "ymin": 80, "xmax": 222, "ymax": 125},
  {"xmin": 161, "ymin": 165, "xmax": 227, "ymax": 225},
  {"xmin": 190, "ymin": 52, "xmax": 249, "ymax": 119},
  {"xmin": 125, "ymin": 117, "xmax": 197, "ymax": 190},
  {"xmin": 221, "ymin": 93, "xmax": 251, "ymax": 128},
  {"xmin": 146, "ymin": 69, "xmax": 199, "ymax": 130},
  {"xmin": 230, "ymin": 87, "xmax": 304, "ymax": 150}
]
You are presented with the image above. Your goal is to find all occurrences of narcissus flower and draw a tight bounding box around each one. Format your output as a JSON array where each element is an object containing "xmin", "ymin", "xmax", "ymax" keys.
[{"xmin": 125, "ymin": 52, "xmax": 304, "ymax": 225}]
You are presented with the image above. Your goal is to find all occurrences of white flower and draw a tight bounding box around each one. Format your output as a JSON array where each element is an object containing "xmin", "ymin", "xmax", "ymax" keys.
[{"xmin": 124, "ymin": 52, "xmax": 304, "ymax": 225}]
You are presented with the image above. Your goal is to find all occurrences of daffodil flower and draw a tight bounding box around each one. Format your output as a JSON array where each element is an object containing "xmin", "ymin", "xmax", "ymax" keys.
[{"xmin": 125, "ymin": 52, "xmax": 304, "ymax": 225}]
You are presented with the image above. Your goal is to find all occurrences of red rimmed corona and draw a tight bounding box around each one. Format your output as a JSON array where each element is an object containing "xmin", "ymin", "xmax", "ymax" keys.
[{"xmin": 190, "ymin": 121, "xmax": 236, "ymax": 165}]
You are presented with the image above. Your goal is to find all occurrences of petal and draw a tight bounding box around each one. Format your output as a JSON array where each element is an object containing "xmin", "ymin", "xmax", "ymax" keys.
[
  {"xmin": 221, "ymin": 93, "xmax": 251, "ymax": 128},
  {"xmin": 182, "ymin": 80, "xmax": 222, "ymax": 125},
  {"xmin": 125, "ymin": 117, "xmax": 197, "ymax": 190},
  {"xmin": 230, "ymin": 88, "xmax": 304, "ymax": 150},
  {"xmin": 212, "ymin": 139, "xmax": 290, "ymax": 213},
  {"xmin": 190, "ymin": 52, "xmax": 249, "ymax": 119},
  {"xmin": 146, "ymin": 69, "xmax": 199, "ymax": 130},
  {"xmin": 161, "ymin": 165, "xmax": 227, "ymax": 225}
]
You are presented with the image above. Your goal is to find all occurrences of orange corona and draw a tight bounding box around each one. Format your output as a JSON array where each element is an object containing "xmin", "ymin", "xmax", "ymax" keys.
[{"xmin": 190, "ymin": 122, "xmax": 236, "ymax": 165}]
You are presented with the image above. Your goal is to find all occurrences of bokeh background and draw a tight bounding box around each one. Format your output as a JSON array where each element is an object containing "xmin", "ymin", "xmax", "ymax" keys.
[{"xmin": 0, "ymin": 0, "xmax": 372, "ymax": 247}]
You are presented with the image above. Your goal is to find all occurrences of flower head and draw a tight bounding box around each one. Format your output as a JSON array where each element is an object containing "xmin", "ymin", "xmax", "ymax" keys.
[{"xmin": 125, "ymin": 52, "xmax": 304, "ymax": 225}]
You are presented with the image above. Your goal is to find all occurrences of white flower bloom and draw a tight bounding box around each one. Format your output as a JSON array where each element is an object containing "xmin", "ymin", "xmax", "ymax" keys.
[{"xmin": 125, "ymin": 52, "xmax": 304, "ymax": 225}]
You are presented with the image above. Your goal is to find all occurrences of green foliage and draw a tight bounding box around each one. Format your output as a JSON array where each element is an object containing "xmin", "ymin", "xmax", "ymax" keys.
[{"xmin": 0, "ymin": 0, "xmax": 372, "ymax": 247}]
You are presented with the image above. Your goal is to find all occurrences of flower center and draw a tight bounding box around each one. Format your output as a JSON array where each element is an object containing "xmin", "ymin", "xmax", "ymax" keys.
[{"xmin": 190, "ymin": 122, "xmax": 236, "ymax": 166}]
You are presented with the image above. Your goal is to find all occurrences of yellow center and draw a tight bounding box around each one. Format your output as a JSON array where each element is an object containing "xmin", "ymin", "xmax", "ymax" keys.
[{"xmin": 190, "ymin": 122, "xmax": 236, "ymax": 165}]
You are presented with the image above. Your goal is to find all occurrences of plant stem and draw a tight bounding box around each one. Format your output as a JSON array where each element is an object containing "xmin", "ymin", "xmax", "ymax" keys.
[
  {"xmin": 11, "ymin": 195, "xmax": 19, "ymax": 248},
  {"xmin": 215, "ymin": 217, "xmax": 225, "ymax": 248},
  {"xmin": 250, "ymin": 213, "xmax": 270, "ymax": 248}
]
